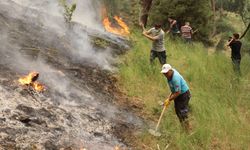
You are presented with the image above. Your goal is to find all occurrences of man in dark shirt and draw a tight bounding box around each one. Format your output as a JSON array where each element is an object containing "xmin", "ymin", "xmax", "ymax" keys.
[
  {"xmin": 228, "ymin": 33, "xmax": 242, "ymax": 75},
  {"xmin": 166, "ymin": 17, "xmax": 180, "ymax": 38}
]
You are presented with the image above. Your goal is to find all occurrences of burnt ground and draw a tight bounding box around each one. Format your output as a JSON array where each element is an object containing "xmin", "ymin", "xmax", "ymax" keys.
[{"xmin": 0, "ymin": 1, "xmax": 145, "ymax": 150}]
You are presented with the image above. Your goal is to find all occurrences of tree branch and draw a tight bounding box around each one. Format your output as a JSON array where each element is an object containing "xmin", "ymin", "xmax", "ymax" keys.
[{"xmin": 240, "ymin": 22, "xmax": 250, "ymax": 39}]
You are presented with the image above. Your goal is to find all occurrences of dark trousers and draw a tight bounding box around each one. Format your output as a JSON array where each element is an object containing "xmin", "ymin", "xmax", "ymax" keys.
[
  {"xmin": 232, "ymin": 58, "xmax": 241, "ymax": 75},
  {"xmin": 174, "ymin": 90, "xmax": 191, "ymax": 122},
  {"xmin": 183, "ymin": 38, "xmax": 192, "ymax": 44},
  {"xmin": 150, "ymin": 50, "xmax": 166, "ymax": 65}
]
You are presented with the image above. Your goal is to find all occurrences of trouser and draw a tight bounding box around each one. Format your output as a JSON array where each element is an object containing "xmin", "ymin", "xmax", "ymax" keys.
[
  {"xmin": 170, "ymin": 32, "xmax": 181, "ymax": 40},
  {"xmin": 150, "ymin": 50, "xmax": 166, "ymax": 65},
  {"xmin": 174, "ymin": 90, "xmax": 191, "ymax": 123},
  {"xmin": 183, "ymin": 38, "xmax": 192, "ymax": 44},
  {"xmin": 232, "ymin": 58, "xmax": 241, "ymax": 75}
]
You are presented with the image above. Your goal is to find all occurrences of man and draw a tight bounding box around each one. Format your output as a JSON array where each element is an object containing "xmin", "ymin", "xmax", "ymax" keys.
[
  {"xmin": 166, "ymin": 17, "xmax": 180, "ymax": 37},
  {"xmin": 181, "ymin": 22, "xmax": 193, "ymax": 43},
  {"xmin": 161, "ymin": 64, "xmax": 191, "ymax": 131},
  {"xmin": 142, "ymin": 24, "xmax": 166, "ymax": 65},
  {"xmin": 228, "ymin": 33, "xmax": 242, "ymax": 75}
]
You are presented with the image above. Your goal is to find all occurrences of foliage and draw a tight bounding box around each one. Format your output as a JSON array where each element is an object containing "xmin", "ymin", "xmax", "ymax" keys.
[
  {"xmin": 147, "ymin": 0, "xmax": 213, "ymax": 43},
  {"xmin": 59, "ymin": 0, "xmax": 76, "ymax": 23},
  {"xmin": 91, "ymin": 37, "xmax": 110, "ymax": 49},
  {"xmin": 118, "ymin": 31, "xmax": 250, "ymax": 150},
  {"xmin": 102, "ymin": 0, "xmax": 140, "ymax": 26},
  {"xmin": 217, "ymin": 0, "xmax": 250, "ymax": 24}
]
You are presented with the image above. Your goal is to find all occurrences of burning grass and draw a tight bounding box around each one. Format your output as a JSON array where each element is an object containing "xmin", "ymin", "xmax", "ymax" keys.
[
  {"xmin": 103, "ymin": 16, "xmax": 130, "ymax": 36},
  {"xmin": 18, "ymin": 72, "xmax": 45, "ymax": 92}
]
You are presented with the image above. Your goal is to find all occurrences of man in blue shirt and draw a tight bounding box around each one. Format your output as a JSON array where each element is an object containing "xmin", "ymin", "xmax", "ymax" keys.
[{"xmin": 161, "ymin": 64, "xmax": 191, "ymax": 131}]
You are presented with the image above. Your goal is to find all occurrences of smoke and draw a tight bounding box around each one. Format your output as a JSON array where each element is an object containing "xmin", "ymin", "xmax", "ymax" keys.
[
  {"xmin": 0, "ymin": 1, "xmax": 140, "ymax": 149},
  {"xmin": 8, "ymin": 0, "xmax": 113, "ymax": 69},
  {"xmin": 72, "ymin": 0, "xmax": 102, "ymax": 30},
  {"xmin": 0, "ymin": 0, "xmax": 115, "ymax": 102}
]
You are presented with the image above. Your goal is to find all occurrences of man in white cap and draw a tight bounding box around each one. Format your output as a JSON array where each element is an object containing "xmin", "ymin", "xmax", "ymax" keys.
[{"xmin": 161, "ymin": 64, "xmax": 191, "ymax": 131}]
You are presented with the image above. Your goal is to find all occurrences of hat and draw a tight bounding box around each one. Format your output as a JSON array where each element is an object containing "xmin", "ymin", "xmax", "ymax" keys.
[{"xmin": 161, "ymin": 64, "xmax": 172, "ymax": 73}]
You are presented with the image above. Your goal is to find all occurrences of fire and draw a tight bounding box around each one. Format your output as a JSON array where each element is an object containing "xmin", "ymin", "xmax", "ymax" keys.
[
  {"xmin": 18, "ymin": 72, "xmax": 45, "ymax": 92},
  {"xmin": 31, "ymin": 82, "xmax": 45, "ymax": 92},
  {"xmin": 103, "ymin": 16, "xmax": 130, "ymax": 36}
]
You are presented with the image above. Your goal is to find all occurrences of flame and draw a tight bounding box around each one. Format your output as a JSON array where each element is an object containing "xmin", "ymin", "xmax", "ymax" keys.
[
  {"xmin": 114, "ymin": 146, "xmax": 120, "ymax": 150},
  {"xmin": 102, "ymin": 16, "xmax": 130, "ymax": 36},
  {"xmin": 18, "ymin": 72, "xmax": 45, "ymax": 92},
  {"xmin": 31, "ymin": 82, "xmax": 45, "ymax": 92}
]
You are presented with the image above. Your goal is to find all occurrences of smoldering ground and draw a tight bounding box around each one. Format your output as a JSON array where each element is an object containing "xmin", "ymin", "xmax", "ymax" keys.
[{"xmin": 0, "ymin": 0, "xmax": 142, "ymax": 149}]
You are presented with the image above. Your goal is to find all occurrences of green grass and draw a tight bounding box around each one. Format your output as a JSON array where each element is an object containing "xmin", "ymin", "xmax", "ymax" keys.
[{"xmin": 118, "ymin": 31, "xmax": 250, "ymax": 150}]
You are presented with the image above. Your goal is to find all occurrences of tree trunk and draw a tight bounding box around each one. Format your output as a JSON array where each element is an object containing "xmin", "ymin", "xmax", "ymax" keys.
[
  {"xmin": 240, "ymin": 22, "xmax": 250, "ymax": 39},
  {"xmin": 210, "ymin": 0, "xmax": 216, "ymax": 37},
  {"xmin": 139, "ymin": 0, "xmax": 153, "ymax": 27}
]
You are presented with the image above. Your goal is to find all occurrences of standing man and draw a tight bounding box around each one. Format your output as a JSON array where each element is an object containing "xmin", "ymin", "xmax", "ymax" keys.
[
  {"xmin": 161, "ymin": 64, "xmax": 191, "ymax": 131},
  {"xmin": 166, "ymin": 17, "xmax": 180, "ymax": 37},
  {"xmin": 181, "ymin": 22, "xmax": 193, "ymax": 43},
  {"xmin": 228, "ymin": 33, "xmax": 242, "ymax": 75},
  {"xmin": 142, "ymin": 24, "xmax": 167, "ymax": 65}
]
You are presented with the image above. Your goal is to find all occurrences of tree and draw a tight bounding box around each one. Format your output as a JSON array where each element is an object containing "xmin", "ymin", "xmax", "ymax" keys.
[
  {"xmin": 148, "ymin": 0, "xmax": 212, "ymax": 42},
  {"xmin": 216, "ymin": 0, "xmax": 250, "ymax": 25},
  {"xmin": 240, "ymin": 22, "xmax": 250, "ymax": 39},
  {"xmin": 139, "ymin": 0, "xmax": 154, "ymax": 27},
  {"xmin": 211, "ymin": 0, "xmax": 216, "ymax": 37}
]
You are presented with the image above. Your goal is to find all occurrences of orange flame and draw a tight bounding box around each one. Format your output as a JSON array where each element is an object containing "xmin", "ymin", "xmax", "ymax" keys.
[
  {"xmin": 18, "ymin": 72, "xmax": 45, "ymax": 92},
  {"xmin": 31, "ymin": 82, "xmax": 45, "ymax": 92},
  {"xmin": 103, "ymin": 16, "xmax": 130, "ymax": 36}
]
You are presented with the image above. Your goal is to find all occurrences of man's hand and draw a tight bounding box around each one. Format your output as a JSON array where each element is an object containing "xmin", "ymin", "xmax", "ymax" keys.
[
  {"xmin": 142, "ymin": 30, "xmax": 147, "ymax": 36},
  {"xmin": 140, "ymin": 22, "xmax": 146, "ymax": 31},
  {"xmin": 164, "ymin": 99, "xmax": 170, "ymax": 107}
]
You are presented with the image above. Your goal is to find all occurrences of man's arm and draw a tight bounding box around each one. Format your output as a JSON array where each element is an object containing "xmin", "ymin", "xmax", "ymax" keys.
[
  {"xmin": 168, "ymin": 91, "xmax": 181, "ymax": 101},
  {"xmin": 168, "ymin": 79, "xmax": 182, "ymax": 101},
  {"xmin": 170, "ymin": 20, "xmax": 177, "ymax": 28},
  {"xmin": 227, "ymin": 38, "xmax": 234, "ymax": 47},
  {"xmin": 166, "ymin": 20, "xmax": 177, "ymax": 33},
  {"xmin": 143, "ymin": 32, "xmax": 159, "ymax": 41},
  {"xmin": 164, "ymin": 91, "xmax": 181, "ymax": 106}
]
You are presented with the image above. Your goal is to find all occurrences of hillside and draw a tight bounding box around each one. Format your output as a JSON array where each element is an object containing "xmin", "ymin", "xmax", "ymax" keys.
[
  {"xmin": 118, "ymin": 31, "xmax": 250, "ymax": 149},
  {"xmin": 0, "ymin": 0, "xmax": 249, "ymax": 149},
  {"xmin": 0, "ymin": 1, "xmax": 142, "ymax": 149}
]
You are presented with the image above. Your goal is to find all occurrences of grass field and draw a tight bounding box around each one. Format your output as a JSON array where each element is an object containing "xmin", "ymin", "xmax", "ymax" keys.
[{"xmin": 118, "ymin": 31, "xmax": 250, "ymax": 150}]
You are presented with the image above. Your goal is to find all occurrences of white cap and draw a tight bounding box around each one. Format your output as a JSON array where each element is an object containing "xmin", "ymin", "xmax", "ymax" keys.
[{"xmin": 161, "ymin": 64, "xmax": 172, "ymax": 73}]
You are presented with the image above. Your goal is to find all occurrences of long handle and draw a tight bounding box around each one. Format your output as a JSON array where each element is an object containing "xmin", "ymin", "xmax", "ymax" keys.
[{"xmin": 155, "ymin": 105, "xmax": 167, "ymax": 131}]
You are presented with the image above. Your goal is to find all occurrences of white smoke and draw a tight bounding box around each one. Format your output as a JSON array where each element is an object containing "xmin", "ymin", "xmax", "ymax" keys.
[
  {"xmin": 72, "ymin": 0, "xmax": 102, "ymax": 30},
  {"xmin": 0, "ymin": 0, "xmax": 115, "ymax": 99},
  {"xmin": 0, "ymin": 1, "xmax": 138, "ymax": 149},
  {"xmin": 8, "ymin": 0, "xmax": 113, "ymax": 69}
]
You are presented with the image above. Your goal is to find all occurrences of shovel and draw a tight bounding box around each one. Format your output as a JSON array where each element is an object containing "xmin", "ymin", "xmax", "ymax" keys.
[{"xmin": 148, "ymin": 99, "xmax": 170, "ymax": 137}]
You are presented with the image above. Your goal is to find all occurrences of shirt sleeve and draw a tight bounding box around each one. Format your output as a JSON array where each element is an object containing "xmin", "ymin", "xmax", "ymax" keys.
[
  {"xmin": 147, "ymin": 28, "xmax": 153, "ymax": 34},
  {"xmin": 154, "ymin": 32, "xmax": 163, "ymax": 40},
  {"xmin": 172, "ymin": 78, "xmax": 181, "ymax": 93}
]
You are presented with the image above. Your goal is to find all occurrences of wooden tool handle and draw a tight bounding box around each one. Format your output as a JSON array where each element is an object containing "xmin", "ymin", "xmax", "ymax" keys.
[{"xmin": 155, "ymin": 105, "xmax": 167, "ymax": 131}]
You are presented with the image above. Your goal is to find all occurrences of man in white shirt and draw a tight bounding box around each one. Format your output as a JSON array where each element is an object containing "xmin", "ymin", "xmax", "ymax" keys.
[{"xmin": 142, "ymin": 24, "xmax": 167, "ymax": 65}]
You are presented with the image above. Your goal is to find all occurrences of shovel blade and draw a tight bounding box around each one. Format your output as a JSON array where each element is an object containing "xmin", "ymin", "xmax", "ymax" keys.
[{"xmin": 148, "ymin": 129, "xmax": 161, "ymax": 137}]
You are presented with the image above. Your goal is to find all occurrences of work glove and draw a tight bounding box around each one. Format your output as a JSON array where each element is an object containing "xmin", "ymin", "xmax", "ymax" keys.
[{"xmin": 163, "ymin": 99, "xmax": 170, "ymax": 107}]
